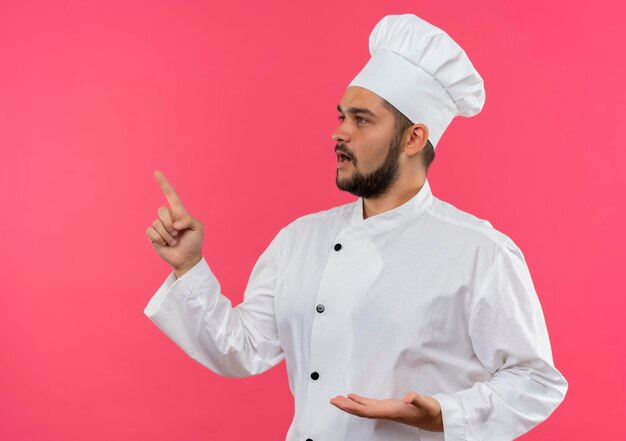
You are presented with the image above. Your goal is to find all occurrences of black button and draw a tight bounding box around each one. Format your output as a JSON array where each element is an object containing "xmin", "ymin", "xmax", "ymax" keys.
[
  {"xmin": 334, "ymin": 243, "xmax": 342, "ymax": 251},
  {"xmin": 316, "ymin": 304, "xmax": 325, "ymax": 313},
  {"xmin": 306, "ymin": 439, "xmax": 313, "ymax": 441},
  {"xmin": 310, "ymin": 371, "xmax": 319, "ymax": 380}
]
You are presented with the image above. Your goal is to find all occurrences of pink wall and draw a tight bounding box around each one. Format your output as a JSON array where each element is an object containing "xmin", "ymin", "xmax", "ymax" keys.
[{"xmin": 1, "ymin": 0, "xmax": 624, "ymax": 439}]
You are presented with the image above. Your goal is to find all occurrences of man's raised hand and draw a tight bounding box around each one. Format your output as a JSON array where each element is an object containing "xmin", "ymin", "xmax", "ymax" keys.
[{"xmin": 146, "ymin": 170, "xmax": 204, "ymax": 277}]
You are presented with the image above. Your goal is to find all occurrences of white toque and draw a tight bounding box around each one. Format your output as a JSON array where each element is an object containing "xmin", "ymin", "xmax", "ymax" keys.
[{"xmin": 348, "ymin": 14, "xmax": 486, "ymax": 148}]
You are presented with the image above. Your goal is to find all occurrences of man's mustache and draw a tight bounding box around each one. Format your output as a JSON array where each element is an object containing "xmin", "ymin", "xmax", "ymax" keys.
[{"xmin": 335, "ymin": 143, "xmax": 353, "ymax": 161}]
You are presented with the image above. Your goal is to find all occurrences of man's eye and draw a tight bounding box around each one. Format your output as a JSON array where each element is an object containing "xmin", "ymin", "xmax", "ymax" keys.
[{"xmin": 336, "ymin": 115, "xmax": 367, "ymax": 124}]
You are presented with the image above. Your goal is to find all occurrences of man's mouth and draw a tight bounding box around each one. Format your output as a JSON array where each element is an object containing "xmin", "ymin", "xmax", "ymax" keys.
[{"xmin": 337, "ymin": 152, "xmax": 352, "ymax": 162}]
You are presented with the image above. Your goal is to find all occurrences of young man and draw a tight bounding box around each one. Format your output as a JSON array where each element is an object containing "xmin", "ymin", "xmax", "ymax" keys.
[{"xmin": 145, "ymin": 14, "xmax": 567, "ymax": 441}]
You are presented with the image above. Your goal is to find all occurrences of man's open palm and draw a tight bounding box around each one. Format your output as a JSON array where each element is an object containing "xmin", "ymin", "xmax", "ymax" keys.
[
  {"xmin": 146, "ymin": 170, "xmax": 204, "ymax": 273},
  {"xmin": 330, "ymin": 391, "xmax": 443, "ymax": 432}
]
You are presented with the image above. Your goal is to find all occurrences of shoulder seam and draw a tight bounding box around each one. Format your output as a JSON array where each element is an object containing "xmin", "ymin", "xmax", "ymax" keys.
[{"xmin": 425, "ymin": 201, "xmax": 511, "ymax": 249}]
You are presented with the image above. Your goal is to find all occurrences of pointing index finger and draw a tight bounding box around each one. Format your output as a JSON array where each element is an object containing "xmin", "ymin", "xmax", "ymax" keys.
[{"xmin": 153, "ymin": 170, "xmax": 187, "ymax": 213}]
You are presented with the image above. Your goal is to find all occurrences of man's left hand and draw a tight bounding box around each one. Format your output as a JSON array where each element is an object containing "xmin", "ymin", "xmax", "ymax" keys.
[{"xmin": 329, "ymin": 391, "xmax": 443, "ymax": 432}]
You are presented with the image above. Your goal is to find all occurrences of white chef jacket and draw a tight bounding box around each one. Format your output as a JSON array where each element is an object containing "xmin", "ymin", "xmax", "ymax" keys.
[{"xmin": 144, "ymin": 178, "xmax": 567, "ymax": 441}]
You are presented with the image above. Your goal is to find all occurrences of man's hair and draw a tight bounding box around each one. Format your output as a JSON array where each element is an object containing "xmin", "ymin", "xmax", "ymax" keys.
[{"xmin": 381, "ymin": 98, "xmax": 435, "ymax": 172}]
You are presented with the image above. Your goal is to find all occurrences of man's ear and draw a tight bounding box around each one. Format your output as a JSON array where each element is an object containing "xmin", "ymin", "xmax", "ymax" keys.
[{"xmin": 405, "ymin": 123, "xmax": 429, "ymax": 157}]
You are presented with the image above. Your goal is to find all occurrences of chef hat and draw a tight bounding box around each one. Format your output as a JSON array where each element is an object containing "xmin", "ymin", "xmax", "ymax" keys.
[{"xmin": 348, "ymin": 14, "xmax": 485, "ymax": 148}]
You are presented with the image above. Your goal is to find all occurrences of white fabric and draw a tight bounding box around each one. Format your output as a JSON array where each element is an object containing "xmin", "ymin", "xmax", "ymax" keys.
[
  {"xmin": 348, "ymin": 14, "xmax": 486, "ymax": 148},
  {"xmin": 144, "ymin": 178, "xmax": 567, "ymax": 440}
]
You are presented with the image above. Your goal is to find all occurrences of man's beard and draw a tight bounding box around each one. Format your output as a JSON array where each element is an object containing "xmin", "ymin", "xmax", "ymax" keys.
[{"xmin": 335, "ymin": 132, "xmax": 402, "ymax": 199}]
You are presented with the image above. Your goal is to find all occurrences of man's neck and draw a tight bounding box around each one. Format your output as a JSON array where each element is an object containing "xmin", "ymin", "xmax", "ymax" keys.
[{"xmin": 362, "ymin": 177, "xmax": 426, "ymax": 220}]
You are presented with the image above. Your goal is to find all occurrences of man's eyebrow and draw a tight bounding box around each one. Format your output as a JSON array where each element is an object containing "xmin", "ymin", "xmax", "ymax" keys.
[{"xmin": 337, "ymin": 104, "xmax": 377, "ymax": 118}]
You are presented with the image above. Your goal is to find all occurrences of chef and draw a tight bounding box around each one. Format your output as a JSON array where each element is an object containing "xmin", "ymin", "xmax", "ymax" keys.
[{"xmin": 144, "ymin": 13, "xmax": 568, "ymax": 441}]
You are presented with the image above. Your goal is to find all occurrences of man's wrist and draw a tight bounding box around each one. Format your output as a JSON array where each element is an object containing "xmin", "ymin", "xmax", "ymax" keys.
[
  {"xmin": 173, "ymin": 256, "xmax": 202, "ymax": 279},
  {"xmin": 417, "ymin": 397, "xmax": 444, "ymax": 432},
  {"xmin": 425, "ymin": 409, "xmax": 443, "ymax": 432}
]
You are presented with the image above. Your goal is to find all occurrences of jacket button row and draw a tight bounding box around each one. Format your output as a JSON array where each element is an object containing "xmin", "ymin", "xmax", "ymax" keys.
[
  {"xmin": 316, "ymin": 304, "xmax": 325, "ymax": 313},
  {"xmin": 334, "ymin": 243, "xmax": 342, "ymax": 251},
  {"xmin": 310, "ymin": 371, "xmax": 319, "ymax": 380}
]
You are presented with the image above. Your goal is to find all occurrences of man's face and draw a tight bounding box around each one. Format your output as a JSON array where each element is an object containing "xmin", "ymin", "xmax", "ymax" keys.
[{"xmin": 333, "ymin": 86, "xmax": 402, "ymax": 199}]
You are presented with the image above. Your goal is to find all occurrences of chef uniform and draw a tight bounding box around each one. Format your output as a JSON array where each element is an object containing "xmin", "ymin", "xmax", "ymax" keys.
[{"xmin": 144, "ymin": 14, "xmax": 567, "ymax": 441}]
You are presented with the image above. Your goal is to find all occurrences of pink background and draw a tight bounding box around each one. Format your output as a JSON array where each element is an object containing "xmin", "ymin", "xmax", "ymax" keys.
[{"xmin": 1, "ymin": 0, "xmax": 624, "ymax": 439}]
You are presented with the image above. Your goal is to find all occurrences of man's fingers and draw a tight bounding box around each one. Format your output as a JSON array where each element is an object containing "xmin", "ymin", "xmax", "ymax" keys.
[
  {"xmin": 152, "ymin": 219, "xmax": 177, "ymax": 246},
  {"xmin": 154, "ymin": 170, "xmax": 187, "ymax": 214},
  {"xmin": 158, "ymin": 206, "xmax": 177, "ymax": 236},
  {"xmin": 172, "ymin": 213, "xmax": 200, "ymax": 231},
  {"xmin": 347, "ymin": 394, "xmax": 379, "ymax": 406},
  {"xmin": 146, "ymin": 226, "xmax": 167, "ymax": 247}
]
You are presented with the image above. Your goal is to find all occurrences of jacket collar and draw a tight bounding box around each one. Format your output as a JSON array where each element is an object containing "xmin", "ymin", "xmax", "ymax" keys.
[{"xmin": 347, "ymin": 178, "xmax": 434, "ymax": 235}]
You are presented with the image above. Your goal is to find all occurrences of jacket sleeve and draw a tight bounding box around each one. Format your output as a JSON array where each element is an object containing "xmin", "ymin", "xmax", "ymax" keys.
[
  {"xmin": 143, "ymin": 227, "xmax": 286, "ymax": 378},
  {"xmin": 428, "ymin": 239, "xmax": 568, "ymax": 441}
]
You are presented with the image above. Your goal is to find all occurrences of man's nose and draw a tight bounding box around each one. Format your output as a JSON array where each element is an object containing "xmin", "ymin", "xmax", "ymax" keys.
[{"xmin": 332, "ymin": 124, "xmax": 351, "ymax": 143}]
